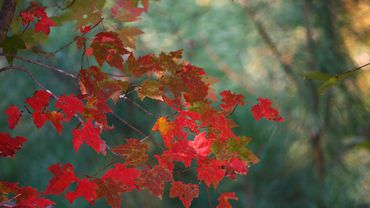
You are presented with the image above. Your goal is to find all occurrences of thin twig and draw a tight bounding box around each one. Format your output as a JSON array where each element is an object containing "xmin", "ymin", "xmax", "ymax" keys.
[
  {"xmin": 53, "ymin": 17, "xmax": 104, "ymax": 54},
  {"xmin": 111, "ymin": 111, "xmax": 147, "ymax": 137},
  {"xmin": 121, "ymin": 96, "xmax": 157, "ymax": 118},
  {"xmin": 0, "ymin": 53, "xmax": 77, "ymax": 79}
]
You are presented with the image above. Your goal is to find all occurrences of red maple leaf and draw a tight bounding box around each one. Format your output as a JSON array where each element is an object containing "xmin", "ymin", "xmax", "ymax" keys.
[
  {"xmin": 0, "ymin": 181, "xmax": 55, "ymax": 208},
  {"xmin": 196, "ymin": 159, "xmax": 225, "ymax": 188},
  {"xmin": 169, "ymin": 181, "xmax": 199, "ymax": 208},
  {"xmin": 223, "ymin": 157, "xmax": 249, "ymax": 180},
  {"xmin": 112, "ymin": 139, "xmax": 149, "ymax": 166},
  {"xmin": 56, "ymin": 94, "xmax": 85, "ymax": 121},
  {"xmin": 72, "ymin": 120, "xmax": 106, "ymax": 155},
  {"xmin": 251, "ymin": 97, "xmax": 284, "ymax": 122},
  {"xmin": 5, "ymin": 105, "xmax": 22, "ymax": 129},
  {"xmin": 220, "ymin": 90, "xmax": 245, "ymax": 112},
  {"xmin": 66, "ymin": 178, "xmax": 98, "ymax": 205},
  {"xmin": 0, "ymin": 133, "xmax": 27, "ymax": 158},
  {"xmin": 136, "ymin": 165, "xmax": 173, "ymax": 199},
  {"xmin": 26, "ymin": 90, "xmax": 52, "ymax": 112},
  {"xmin": 216, "ymin": 192, "xmax": 239, "ymax": 208},
  {"xmin": 45, "ymin": 163, "xmax": 78, "ymax": 195},
  {"xmin": 162, "ymin": 140, "xmax": 196, "ymax": 167},
  {"xmin": 192, "ymin": 132, "xmax": 212, "ymax": 157},
  {"xmin": 102, "ymin": 163, "xmax": 140, "ymax": 192},
  {"xmin": 19, "ymin": 2, "xmax": 55, "ymax": 35}
]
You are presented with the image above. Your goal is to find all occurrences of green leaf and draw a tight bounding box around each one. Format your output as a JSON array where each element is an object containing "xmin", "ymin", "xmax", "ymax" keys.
[
  {"xmin": 303, "ymin": 71, "xmax": 332, "ymax": 81},
  {"xmin": 0, "ymin": 35, "xmax": 26, "ymax": 64}
]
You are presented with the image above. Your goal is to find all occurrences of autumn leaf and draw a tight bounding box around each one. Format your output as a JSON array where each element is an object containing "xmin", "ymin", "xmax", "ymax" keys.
[
  {"xmin": 66, "ymin": 178, "xmax": 98, "ymax": 205},
  {"xmin": 169, "ymin": 181, "xmax": 199, "ymax": 208},
  {"xmin": 94, "ymin": 178, "xmax": 124, "ymax": 208},
  {"xmin": 216, "ymin": 192, "xmax": 238, "ymax": 208},
  {"xmin": 19, "ymin": 2, "xmax": 55, "ymax": 35},
  {"xmin": 5, "ymin": 105, "xmax": 22, "ymax": 129},
  {"xmin": 136, "ymin": 165, "xmax": 173, "ymax": 199},
  {"xmin": 152, "ymin": 117, "xmax": 175, "ymax": 149},
  {"xmin": 72, "ymin": 120, "xmax": 106, "ymax": 155},
  {"xmin": 102, "ymin": 163, "xmax": 140, "ymax": 192},
  {"xmin": 137, "ymin": 79, "xmax": 164, "ymax": 101},
  {"xmin": 196, "ymin": 159, "xmax": 225, "ymax": 188},
  {"xmin": 112, "ymin": 139, "xmax": 148, "ymax": 166},
  {"xmin": 219, "ymin": 90, "xmax": 245, "ymax": 112},
  {"xmin": 162, "ymin": 140, "xmax": 196, "ymax": 167},
  {"xmin": 0, "ymin": 133, "xmax": 27, "ymax": 158},
  {"xmin": 111, "ymin": 0, "xmax": 148, "ymax": 22},
  {"xmin": 25, "ymin": 90, "xmax": 52, "ymax": 112},
  {"xmin": 192, "ymin": 132, "xmax": 212, "ymax": 157},
  {"xmin": 251, "ymin": 97, "xmax": 284, "ymax": 122},
  {"xmin": 91, "ymin": 32, "xmax": 129, "ymax": 69},
  {"xmin": 56, "ymin": 94, "xmax": 84, "ymax": 121},
  {"xmin": 45, "ymin": 163, "xmax": 78, "ymax": 195},
  {"xmin": 0, "ymin": 181, "xmax": 55, "ymax": 208},
  {"xmin": 118, "ymin": 27, "xmax": 143, "ymax": 49}
]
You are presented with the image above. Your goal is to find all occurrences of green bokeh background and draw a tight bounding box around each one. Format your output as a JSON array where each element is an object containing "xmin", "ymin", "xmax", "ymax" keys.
[{"xmin": 1, "ymin": 0, "xmax": 370, "ymax": 207}]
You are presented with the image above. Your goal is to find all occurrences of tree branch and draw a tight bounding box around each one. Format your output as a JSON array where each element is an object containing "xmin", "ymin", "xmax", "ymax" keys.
[
  {"xmin": 0, "ymin": 53, "xmax": 77, "ymax": 79},
  {"xmin": 243, "ymin": 0, "xmax": 300, "ymax": 86}
]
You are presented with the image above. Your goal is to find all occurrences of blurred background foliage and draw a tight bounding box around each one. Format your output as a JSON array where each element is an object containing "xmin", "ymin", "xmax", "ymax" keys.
[{"xmin": 1, "ymin": 0, "xmax": 370, "ymax": 207}]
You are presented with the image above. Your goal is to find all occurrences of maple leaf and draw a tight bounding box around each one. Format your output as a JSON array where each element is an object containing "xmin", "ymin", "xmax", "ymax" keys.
[
  {"xmin": 91, "ymin": 32, "xmax": 129, "ymax": 69},
  {"xmin": 152, "ymin": 117, "xmax": 175, "ymax": 149},
  {"xmin": 201, "ymin": 110, "xmax": 236, "ymax": 142},
  {"xmin": 174, "ymin": 110, "xmax": 201, "ymax": 138},
  {"xmin": 220, "ymin": 90, "xmax": 245, "ymax": 112},
  {"xmin": 65, "ymin": 178, "xmax": 98, "ymax": 205},
  {"xmin": 5, "ymin": 105, "xmax": 22, "ymax": 129},
  {"xmin": 192, "ymin": 132, "xmax": 212, "ymax": 157},
  {"xmin": 251, "ymin": 97, "xmax": 284, "ymax": 122},
  {"xmin": 162, "ymin": 140, "xmax": 196, "ymax": 167},
  {"xmin": 212, "ymin": 136, "xmax": 259, "ymax": 164},
  {"xmin": 46, "ymin": 111, "xmax": 64, "ymax": 134},
  {"xmin": 118, "ymin": 27, "xmax": 143, "ymax": 49},
  {"xmin": 196, "ymin": 159, "xmax": 225, "ymax": 188},
  {"xmin": 25, "ymin": 90, "xmax": 52, "ymax": 112},
  {"xmin": 72, "ymin": 120, "xmax": 106, "ymax": 155},
  {"xmin": 56, "ymin": 94, "xmax": 84, "ymax": 121},
  {"xmin": 31, "ymin": 110, "xmax": 64, "ymax": 134},
  {"xmin": 94, "ymin": 178, "xmax": 125, "ymax": 208},
  {"xmin": 102, "ymin": 163, "xmax": 140, "ymax": 192},
  {"xmin": 0, "ymin": 181, "xmax": 55, "ymax": 208},
  {"xmin": 19, "ymin": 2, "xmax": 55, "ymax": 35},
  {"xmin": 45, "ymin": 163, "xmax": 78, "ymax": 195},
  {"xmin": 223, "ymin": 157, "xmax": 249, "ymax": 180},
  {"xmin": 169, "ymin": 181, "xmax": 199, "ymax": 208},
  {"xmin": 136, "ymin": 165, "xmax": 173, "ymax": 199},
  {"xmin": 112, "ymin": 139, "xmax": 148, "ymax": 166},
  {"xmin": 137, "ymin": 79, "xmax": 164, "ymax": 101},
  {"xmin": 216, "ymin": 192, "xmax": 238, "ymax": 208},
  {"xmin": 79, "ymin": 66, "xmax": 129, "ymax": 103},
  {"xmin": 111, "ymin": 0, "xmax": 148, "ymax": 22},
  {"xmin": 0, "ymin": 133, "xmax": 27, "ymax": 158}
]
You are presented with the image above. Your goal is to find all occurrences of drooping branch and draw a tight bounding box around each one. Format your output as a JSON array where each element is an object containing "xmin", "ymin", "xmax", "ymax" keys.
[
  {"xmin": 0, "ymin": 53, "xmax": 77, "ymax": 79},
  {"xmin": 243, "ymin": 0, "xmax": 300, "ymax": 86},
  {"xmin": 0, "ymin": 0, "xmax": 16, "ymax": 43}
]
